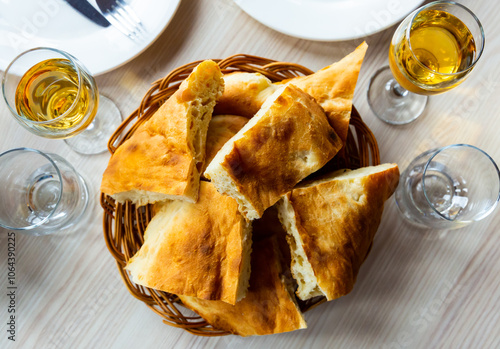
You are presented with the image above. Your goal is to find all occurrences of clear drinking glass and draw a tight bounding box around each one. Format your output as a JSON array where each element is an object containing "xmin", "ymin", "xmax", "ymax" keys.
[
  {"xmin": 395, "ymin": 144, "xmax": 500, "ymax": 229},
  {"xmin": 0, "ymin": 148, "xmax": 89, "ymax": 236},
  {"xmin": 367, "ymin": 1, "xmax": 485, "ymax": 125},
  {"xmin": 2, "ymin": 47, "xmax": 121, "ymax": 154}
]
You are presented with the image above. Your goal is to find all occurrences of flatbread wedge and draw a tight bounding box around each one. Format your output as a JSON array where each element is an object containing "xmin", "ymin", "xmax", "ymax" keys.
[
  {"xmin": 201, "ymin": 115, "xmax": 248, "ymax": 178},
  {"xmin": 179, "ymin": 236, "xmax": 307, "ymax": 336},
  {"xmin": 125, "ymin": 181, "xmax": 252, "ymax": 305},
  {"xmin": 281, "ymin": 42, "xmax": 368, "ymax": 143},
  {"xmin": 213, "ymin": 42, "xmax": 368, "ymax": 143},
  {"xmin": 205, "ymin": 84, "xmax": 343, "ymax": 220},
  {"xmin": 214, "ymin": 72, "xmax": 276, "ymax": 118},
  {"xmin": 100, "ymin": 60, "xmax": 224, "ymax": 205},
  {"xmin": 277, "ymin": 163, "xmax": 400, "ymax": 301}
]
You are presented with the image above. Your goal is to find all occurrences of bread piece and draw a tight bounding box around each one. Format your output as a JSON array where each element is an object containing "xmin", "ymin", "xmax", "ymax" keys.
[
  {"xmin": 251, "ymin": 206, "xmax": 293, "ymax": 282},
  {"xmin": 201, "ymin": 115, "xmax": 248, "ymax": 178},
  {"xmin": 100, "ymin": 60, "xmax": 224, "ymax": 205},
  {"xmin": 277, "ymin": 163, "xmax": 400, "ymax": 301},
  {"xmin": 125, "ymin": 181, "xmax": 252, "ymax": 305},
  {"xmin": 179, "ymin": 236, "xmax": 307, "ymax": 336},
  {"xmin": 281, "ymin": 42, "xmax": 368, "ymax": 143},
  {"xmin": 213, "ymin": 43, "xmax": 368, "ymax": 143},
  {"xmin": 214, "ymin": 72, "xmax": 277, "ymax": 118},
  {"xmin": 251, "ymin": 205, "xmax": 286, "ymax": 242},
  {"xmin": 205, "ymin": 84, "xmax": 343, "ymax": 220}
]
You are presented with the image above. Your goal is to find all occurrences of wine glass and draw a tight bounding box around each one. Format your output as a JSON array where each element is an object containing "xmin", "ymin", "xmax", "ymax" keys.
[
  {"xmin": 367, "ymin": 1, "xmax": 485, "ymax": 125},
  {"xmin": 0, "ymin": 148, "xmax": 89, "ymax": 236},
  {"xmin": 1, "ymin": 47, "xmax": 122, "ymax": 155},
  {"xmin": 395, "ymin": 144, "xmax": 500, "ymax": 230}
]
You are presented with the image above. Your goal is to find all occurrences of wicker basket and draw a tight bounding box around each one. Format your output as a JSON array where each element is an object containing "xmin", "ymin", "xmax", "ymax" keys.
[{"xmin": 101, "ymin": 54, "xmax": 380, "ymax": 336}]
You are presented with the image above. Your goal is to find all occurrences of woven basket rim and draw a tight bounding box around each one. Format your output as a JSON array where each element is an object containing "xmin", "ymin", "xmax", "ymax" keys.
[{"xmin": 101, "ymin": 53, "xmax": 380, "ymax": 336}]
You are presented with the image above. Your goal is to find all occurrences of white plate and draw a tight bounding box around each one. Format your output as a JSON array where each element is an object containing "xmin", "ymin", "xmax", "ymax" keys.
[
  {"xmin": 234, "ymin": 0, "xmax": 424, "ymax": 41},
  {"xmin": 0, "ymin": 0, "xmax": 181, "ymax": 76}
]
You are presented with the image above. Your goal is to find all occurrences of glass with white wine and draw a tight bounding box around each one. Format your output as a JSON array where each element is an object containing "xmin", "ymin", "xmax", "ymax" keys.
[
  {"xmin": 367, "ymin": 1, "xmax": 485, "ymax": 125},
  {"xmin": 2, "ymin": 47, "xmax": 121, "ymax": 154}
]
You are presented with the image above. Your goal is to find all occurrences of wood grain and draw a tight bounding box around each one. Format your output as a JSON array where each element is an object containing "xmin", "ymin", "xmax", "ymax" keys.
[{"xmin": 1, "ymin": 0, "xmax": 499, "ymax": 348}]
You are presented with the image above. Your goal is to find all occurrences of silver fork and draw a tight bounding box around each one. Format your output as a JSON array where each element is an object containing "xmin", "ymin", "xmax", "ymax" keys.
[{"xmin": 96, "ymin": 0, "xmax": 146, "ymax": 42}]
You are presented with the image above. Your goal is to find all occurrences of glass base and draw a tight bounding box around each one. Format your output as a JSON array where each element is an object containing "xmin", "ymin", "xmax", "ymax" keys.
[
  {"xmin": 393, "ymin": 148, "xmax": 470, "ymax": 231},
  {"xmin": 367, "ymin": 66, "xmax": 428, "ymax": 125},
  {"xmin": 64, "ymin": 95, "xmax": 122, "ymax": 155},
  {"xmin": 26, "ymin": 172, "xmax": 90, "ymax": 236}
]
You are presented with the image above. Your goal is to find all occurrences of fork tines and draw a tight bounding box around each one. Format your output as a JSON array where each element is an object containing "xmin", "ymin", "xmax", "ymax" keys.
[{"xmin": 103, "ymin": 0, "xmax": 147, "ymax": 42}]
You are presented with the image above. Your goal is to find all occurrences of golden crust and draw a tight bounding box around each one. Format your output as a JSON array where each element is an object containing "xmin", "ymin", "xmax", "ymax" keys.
[
  {"xmin": 100, "ymin": 127, "xmax": 198, "ymax": 202},
  {"xmin": 201, "ymin": 115, "xmax": 249, "ymax": 177},
  {"xmin": 179, "ymin": 236, "xmax": 307, "ymax": 337},
  {"xmin": 282, "ymin": 42, "xmax": 368, "ymax": 143},
  {"xmin": 252, "ymin": 206, "xmax": 293, "ymax": 277},
  {"xmin": 214, "ymin": 72, "xmax": 277, "ymax": 118},
  {"xmin": 282, "ymin": 163, "xmax": 399, "ymax": 301},
  {"xmin": 100, "ymin": 60, "xmax": 223, "ymax": 205},
  {"xmin": 206, "ymin": 84, "xmax": 343, "ymax": 220},
  {"xmin": 125, "ymin": 181, "xmax": 252, "ymax": 305},
  {"xmin": 213, "ymin": 43, "xmax": 368, "ymax": 144}
]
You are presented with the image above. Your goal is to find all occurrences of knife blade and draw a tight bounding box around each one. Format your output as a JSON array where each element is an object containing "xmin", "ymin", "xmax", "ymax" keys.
[{"xmin": 64, "ymin": 0, "xmax": 111, "ymax": 27}]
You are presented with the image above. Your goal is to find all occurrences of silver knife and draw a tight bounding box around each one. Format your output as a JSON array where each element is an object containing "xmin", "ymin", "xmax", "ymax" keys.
[{"xmin": 64, "ymin": 0, "xmax": 111, "ymax": 27}]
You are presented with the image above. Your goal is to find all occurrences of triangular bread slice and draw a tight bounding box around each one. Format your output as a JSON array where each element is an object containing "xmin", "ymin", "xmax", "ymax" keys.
[
  {"xmin": 201, "ymin": 115, "xmax": 248, "ymax": 178},
  {"xmin": 276, "ymin": 163, "xmax": 400, "ymax": 301},
  {"xmin": 205, "ymin": 84, "xmax": 343, "ymax": 220},
  {"xmin": 214, "ymin": 72, "xmax": 276, "ymax": 118},
  {"xmin": 125, "ymin": 181, "xmax": 252, "ymax": 305},
  {"xmin": 100, "ymin": 60, "xmax": 224, "ymax": 205},
  {"xmin": 281, "ymin": 42, "xmax": 368, "ymax": 143},
  {"xmin": 179, "ymin": 235, "xmax": 307, "ymax": 336},
  {"xmin": 213, "ymin": 42, "xmax": 368, "ymax": 143}
]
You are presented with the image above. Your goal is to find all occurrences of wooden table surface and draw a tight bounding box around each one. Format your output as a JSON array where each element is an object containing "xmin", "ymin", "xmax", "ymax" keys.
[{"xmin": 1, "ymin": 0, "xmax": 499, "ymax": 348}]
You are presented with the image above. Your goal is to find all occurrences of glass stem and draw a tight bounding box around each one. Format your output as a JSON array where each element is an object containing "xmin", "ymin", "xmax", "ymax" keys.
[{"xmin": 392, "ymin": 81, "xmax": 409, "ymax": 97}]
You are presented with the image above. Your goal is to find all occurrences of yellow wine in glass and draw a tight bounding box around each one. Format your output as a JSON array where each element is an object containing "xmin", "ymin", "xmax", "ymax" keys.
[
  {"xmin": 2, "ymin": 47, "xmax": 122, "ymax": 154},
  {"xmin": 14, "ymin": 58, "xmax": 95, "ymax": 133},
  {"xmin": 390, "ymin": 9, "xmax": 477, "ymax": 95},
  {"xmin": 368, "ymin": 1, "xmax": 484, "ymax": 125}
]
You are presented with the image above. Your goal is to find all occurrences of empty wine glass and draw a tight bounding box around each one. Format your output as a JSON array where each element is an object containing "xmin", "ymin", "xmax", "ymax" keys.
[
  {"xmin": 395, "ymin": 144, "xmax": 500, "ymax": 230},
  {"xmin": 2, "ymin": 47, "xmax": 122, "ymax": 154},
  {"xmin": 0, "ymin": 148, "xmax": 89, "ymax": 236}
]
